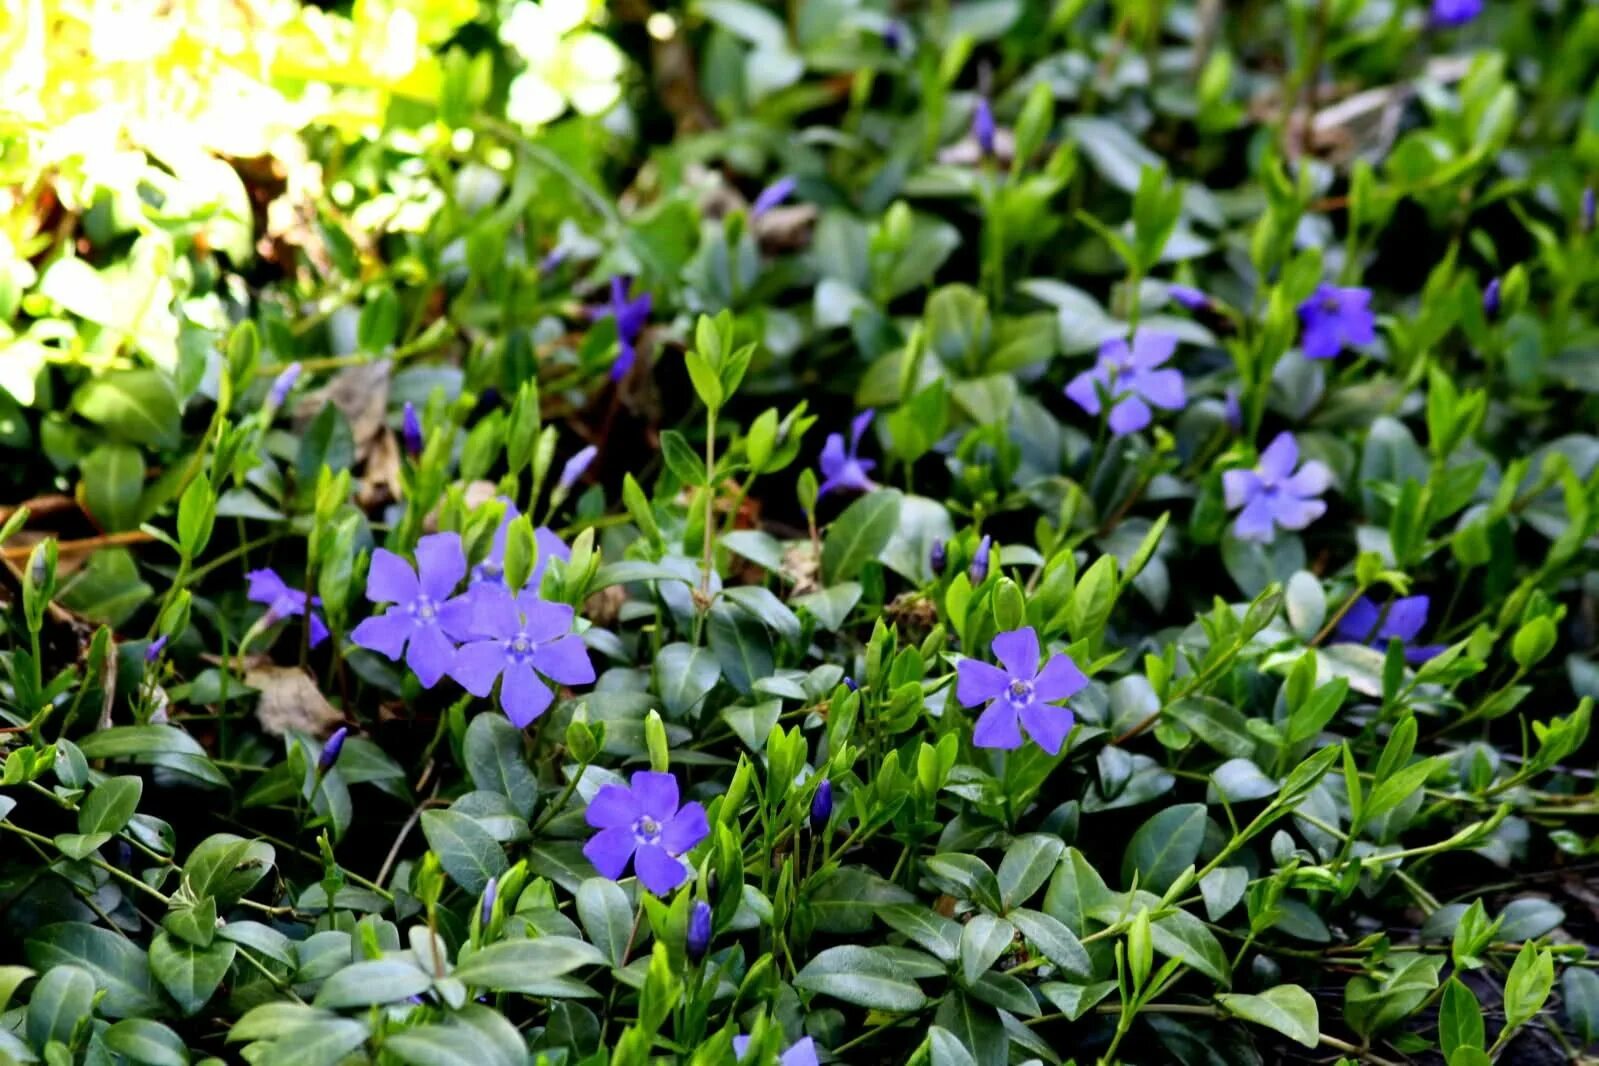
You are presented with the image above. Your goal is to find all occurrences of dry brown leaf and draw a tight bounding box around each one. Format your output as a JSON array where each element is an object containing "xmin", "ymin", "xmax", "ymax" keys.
[
  {"xmin": 247, "ymin": 664, "xmax": 343, "ymax": 737},
  {"xmin": 295, "ymin": 360, "xmax": 391, "ymax": 460}
]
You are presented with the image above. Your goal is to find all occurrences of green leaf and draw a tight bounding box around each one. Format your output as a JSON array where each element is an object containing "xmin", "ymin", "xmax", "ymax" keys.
[
  {"xmin": 997, "ymin": 834, "xmax": 1064, "ymax": 910},
  {"xmin": 80, "ymin": 443, "xmax": 148, "ymax": 532},
  {"xmin": 707, "ymin": 601, "xmax": 775, "ymax": 695},
  {"xmin": 655, "ymin": 643, "xmax": 722, "ymax": 718},
  {"xmin": 182, "ymin": 834, "xmax": 276, "ymax": 906},
  {"xmin": 1217, "ymin": 984, "xmax": 1319, "ymax": 1048},
  {"xmin": 1040, "ymin": 980, "xmax": 1117, "ymax": 1021},
  {"xmin": 879, "ymin": 906, "xmax": 962, "ymax": 965},
  {"xmin": 1564, "ymin": 967, "xmax": 1599, "ymax": 1044},
  {"xmin": 1122, "ymin": 803, "xmax": 1206, "ymax": 893},
  {"xmin": 925, "ymin": 853, "xmax": 1004, "ymax": 913},
  {"xmin": 452, "ymin": 937, "xmax": 607, "ymax": 993},
  {"xmin": 150, "ymin": 932, "xmax": 236, "ymax": 1016},
  {"xmin": 1504, "ymin": 943, "xmax": 1554, "ymax": 1029},
  {"xmin": 251, "ymin": 1019, "xmax": 369, "ymax": 1066},
  {"xmin": 959, "ymin": 915, "xmax": 1014, "ymax": 986},
  {"xmin": 1439, "ymin": 977, "xmax": 1484, "ymax": 1057},
  {"xmin": 1009, "ymin": 908, "xmax": 1092, "ymax": 979},
  {"xmin": 79, "ymin": 774, "xmax": 143, "ymax": 835},
  {"xmin": 160, "ymin": 896, "xmax": 217, "ymax": 948},
  {"xmin": 420, "ymin": 809, "xmax": 507, "ymax": 894},
  {"xmin": 463, "ymin": 714, "xmax": 538, "ymax": 818},
  {"xmin": 26, "ymin": 964, "xmax": 96, "ymax": 1047},
  {"xmin": 25, "ymin": 922, "xmax": 163, "ymax": 1018},
  {"xmin": 76, "ymin": 725, "xmax": 226, "ymax": 788},
  {"xmin": 808, "ymin": 866, "xmax": 916, "ymax": 934},
  {"xmin": 821, "ymin": 489, "xmax": 903, "ymax": 583},
  {"xmin": 73, "ymin": 369, "xmax": 181, "ymax": 448},
  {"xmin": 1151, "ymin": 909, "xmax": 1231, "ymax": 988},
  {"xmin": 576, "ymin": 878, "xmax": 633, "ymax": 968},
  {"xmin": 103, "ymin": 1019, "xmax": 190, "ymax": 1066},
  {"xmin": 659, "ymin": 430, "xmax": 707, "ymax": 485},
  {"xmin": 926, "ymin": 1026, "xmax": 979, "ymax": 1066},
  {"xmin": 313, "ymin": 959, "xmax": 432, "ymax": 1009},
  {"xmin": 794, "ymin": 945, "xmax": 927, "ymax": 1011}
]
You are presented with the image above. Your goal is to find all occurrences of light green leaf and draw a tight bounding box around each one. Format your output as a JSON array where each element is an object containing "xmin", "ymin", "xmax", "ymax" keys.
[
  {"xmin": 420, "ymin": 809, "xmax": 507, "ymax": 894},
  {"xmin": 1217, "ymin": 984, "xmax": 1319, "ymax": 1048},
  {"xmin": 821, "ymin": 489, "xmax": 903, "ymax": 584},
  {"xmin": 313, "ymin": 959, "xmax": 432, "ymax": 1009},
  {"xmin": 795, "ymin": 946, "xmax": 927, "ymax": 1011}
]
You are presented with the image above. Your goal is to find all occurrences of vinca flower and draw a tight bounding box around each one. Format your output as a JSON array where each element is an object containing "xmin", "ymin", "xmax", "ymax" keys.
[
  {"xmin": 449, "ymin": 590, "xmax": 594, "ymax": 728},
  {"xmin": 402, "ymin": 402, "xmax": 423, "ymax": 457},
  {"xmin": 1065, "ymin": 330, "xmax": 1186, "ymax": 435},
  {"xmin": 350, "ymin": 533, "xmax": 476, "ymax": 688},
  {"xmin": 247, "ymin": 568, "xmax": 329, "ymax": 648},
  {"xmin": 1431, "ymin": 0, "xmax": 1483, "ymax": 27},
  {"xmin": 1334, "ymin": 595, "xmax": 1444, "ymax": 663},
  {"xmin": 810, "ymin": 779, "xmax": 832, "ymax": 830},
  {"xmin": 481, "ymin": 876, "xmax": 498, "ymax": 925},
  {"xmin": 145, "ymin": 636, "xmax": 167, "ymax": 662},
  {"xmin": 972, "ymin": 96, "xmax": 996, "ymax": 157},
  {"xmin": 1483, "ymin": 277, "xmax": 1502, "ymax": 319},
  {"xmin": 471, "ymin": 501, "xmax": 570, "ymax": 590},
  {"xmin": 267, "ymin": 362, "xmax": 301, "ymax": 408},
  {"xmin": 594, "ymin": 276, "xmax": 652, "ymax": 380},
  {"xmin": 751, "ymin": 176, "xmax": 797, "ymax": 218},
  {"xmin": 318, "ymin": 727, "xmax": 347, "ymax": 772},
  {"xmin": 817, "ymin": 410, "xmax": 877, "ymax": 498},
  {"xmin": 1222, "ymin": 432, "xmax": 1331, "ymax": 543},
  {"xmin": 1298, "ymin": 284, "xmax": 1376, "ymax": 359},
  {"xmin": 687, "ymin": 900, "xmax": 712, "ymax": 963},
  {"xmin": 969, "ymin": 534, "xmax": 992, "ymax": 584},
  {"xmin": 1167, "ymin": 284, "xmax": 1210, "ymax": 311},
  {"xmin": 734, "ymin": 1036, "xmax": 819, "ymax": 1066},
  {"xmin": 583, "ymin": 771, "xmax": 708, "ymax": 894},
  {"xmin": 956, "ymin": 626, "xmax": 1087, "ymax": 754},
  {"xmin": 557, "ymin": 445, "xmax": 597, "ymax": 494}
]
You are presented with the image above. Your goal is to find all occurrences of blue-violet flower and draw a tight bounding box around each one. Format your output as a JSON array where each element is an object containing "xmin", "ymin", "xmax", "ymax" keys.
[
  {"xmin": 956, "ymin": 626, "xmax": 1088, "ymax": 755},
  {"xmin": 1065, "ymin": 330, "xmax": 1186, "ymax": 435},
  {"xmin": 1222, "ymin": 432, "xmax": 1331, "ymax": 543},
  {"xmin": 350, "ymin": 533, "xmax": 475, "ymax": 688},
  {"xmin": 583, "ymin": 771, "xmax": 709, "ymax": 895}
]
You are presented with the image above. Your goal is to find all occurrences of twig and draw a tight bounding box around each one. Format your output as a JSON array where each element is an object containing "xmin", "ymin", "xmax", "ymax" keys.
[{"xmin": 1, "ymin": 530, "xmax": 156, "ymax": 560}]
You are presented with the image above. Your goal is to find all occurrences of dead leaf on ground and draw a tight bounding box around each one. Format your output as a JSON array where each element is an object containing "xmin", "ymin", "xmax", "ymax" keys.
[
  {"xmin": 295, "ymin": 360, "xmax": 391, "ymax": 461},
  {"xmin": 247, "ymin": 664, "xmax": 343, "ymax": 737}
]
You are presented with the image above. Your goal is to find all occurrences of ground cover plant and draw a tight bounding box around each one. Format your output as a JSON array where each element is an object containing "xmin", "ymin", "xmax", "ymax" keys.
[{"xmin": 2, "ymin": 0, "xmax": 1599, "ymax": 1063}]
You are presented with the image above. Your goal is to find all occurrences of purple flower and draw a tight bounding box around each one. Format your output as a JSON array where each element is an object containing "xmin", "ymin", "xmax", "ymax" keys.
[
  {"xmin": 973, "ymin": 97, "xmax": 996, "ymax": 157},
  {"xmin": 956, "ymin": 627, "xmax": 1087, "ymax": 755},
  {"xmin": 1167, "ymin": 284, "xmax": 1210, "ymax": 311},
  {"xmin": 583, "ymin": 771, "xmax": 709, "ymax": 895},
  {"xmin": 929, "ymin": 538, "xmax": 947, "ymax": 576},
  {"xmin": 594, "ymin": 276, "xmax": 652, "ymax": 381},
  {"xmin": 842, "ymin": 676, "xmax": 858, "ymax": 692},
  {"xmin": 1483, "ymin": 277, "xmax": 1502, "ymax": 319},
  {"xmin": 472, "ymin": 500, "xmax": 571, "ymax": 589},
  {"xmin": 1334, "ymin": 595, "xmax": 1444, "ymax": 663},
  {"xmin": 1298, "ymin": 284, "xmax": 1376, "ymax": 359},
  {"xmin": 449, "ymin": 590, "xmax": 595, "ymax": 728},
  {"xmin": 1224, "ymin": 386, "xmax": 1243, "ymax": 432},
  {"xmin": 402, "ymin": 402, "xmax": 423, "ymax": 457},
  {"xmin": 247, "ymin": 568, "xmax": 329, "ymax": 648},
  {"xmin": 810, "ymin": 779, "xmax": 832, "ymax": 830},
  {"xmin": 969, "ymin": 534, "xmax": 991, "ymax": 584},
  {"xmin": 349, "ymin": 533, "xmax": 475, "ymax": 688},
  {"xmin": 751, "ymin": 177, "xmax": 797, "ymax": 218},
  {"xmin": 1065, "ymin": 331, "xmax": 1186, "ymax": 435},
  {"xmin": 1430, "ymin": 0, "xmax": 1483, "ymax": 27},
  {"xmin": 318, "ymin": 727, "xmax": 347, "ymax": 772},
  {"xmin": 734, "ymin": 1036, "xmax": 819, "ymax": 1066},
  {"xmin": 817, "ymin": 410, "xmax": 877, "ymax": 498},
  {"xmin": 481, "ymin": 875, "xmax": 498, "ymax": 925},
  {"xmin": 1222, "ymin": 432, "xmax": 1331, "ymax": 543},
  {"xmin": 558, "ymin": 445, "xmax": 598, "ymax": 494},
  {"xmin": 145, "ymin": 636, "xmax": 167, "ymax": 662},
  {"xmin": 687, "ymin": 900, "xmax": 712, "ymax": 963},
  {"xmin": 882, "ymin": 18, "xmax": 907, "ymax": 53},
  {"xmin": 539, "ymin": 246, "xmax": 570, "ymax": 276},
  {"xmin": 267, "ymin": 363, "xmax": 302, "ymax": 408}
]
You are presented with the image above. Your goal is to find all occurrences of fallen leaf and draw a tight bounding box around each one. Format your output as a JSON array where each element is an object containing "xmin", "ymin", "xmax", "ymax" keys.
[{"xmin": 247, "ymin": 664, "xmax": 343, "ymax": 737}]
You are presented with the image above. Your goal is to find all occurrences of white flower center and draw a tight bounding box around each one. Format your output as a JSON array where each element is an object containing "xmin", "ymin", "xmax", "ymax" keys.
[
  {"xmin": 634, "ymin": 816, "xmax": 662, "ymax": 845},
  {"xmin": 1007, "ymin": 678, "xmax": 1035, "ymax": 705},
  {"xmin": 411, "ymin": 595, "xmax": 437, "ymax": 621}
]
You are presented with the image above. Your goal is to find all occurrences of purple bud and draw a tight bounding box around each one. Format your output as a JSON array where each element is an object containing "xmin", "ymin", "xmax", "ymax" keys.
[
  {"xmin": 267, "ymin": 362, "xmax": 302, "ymax": 408},
  {"xmin": 883, "ymin": 18, "xmax": 907, "ymax": 53},
  {"xmin": 969, "ymin": 535, "xmax": 992, "ymax": 584},
  {"xmin": 539, "ymin": 246, "xmax": 570, "ymax": 276},
  {"xmin": 1482, "ymin": 277, "xmax": 1502, "ymax": 319},
  {"xmin": 558, "ymin": 445, "xmax": 598, "ymax": 493},
  {"xmin": 929, "ymin": 538, "xmax": 947, "ymax": 576},
  {"xmin": 318, "ymin": 727, "xmax": 348, "ymax": 772},
  {"xmin": 1167, "ymin": 284, "xmax": 1209, "ymax": 311},
  {"xmin": 1224, "ymin": 387, "xmax": 1243, "ymax": 432},
  {"xmin": 973, "ymin": 98, "xmax": 997, "ymax": 158},
  {"xmin": 481, "ymin": 875, "xmax": 498, "ymax": 925},
  {"xmin": 146, "ymin": 636, "xmax": 168, "ymax": 662},
  {"xmin": 402, "ymin": 402, "xmax": 423, "ymax": 457},
  {"xmin": 1584, "ymin": 188, "xmax": 1596, "ymax": 233},
  {"xmin": 686, "ymin": 899, "xmax": 713, "ymax": 962},
  {"xmin": 843, "ymin": 676, "xmax": 858, "ymax": 692},
  {"xmin": 752, "ymin": 177, "xmax": 798, "ymax": 219},
  {"xmin": 811, "ymin": 779, "xmax": 833, "ymax": 830}
]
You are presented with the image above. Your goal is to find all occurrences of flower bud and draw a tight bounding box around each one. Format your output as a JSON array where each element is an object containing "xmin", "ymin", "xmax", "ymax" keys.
[
  {"xmin": 558, "ymin": 445, "xmax": 598, "ymax": 493},
  {"xmin": 145, "ymin": 636, "xmax": 168, "ymax": 663},
  {"xmin": 1482, "ymin": 276, "xmax": 1502, "ymax": 319},
  {"xmin": 973, "ymin": 98, "xmax": 996, "ymax": 158},
  {"xmin": 267, "ymin": 362, "xmax": 302, "ymax": 408},
  {"xmin": 687, "ymin": 900, "xmax": 713, "ymax": 963},
  {"xmin": 481, "ymin": 875, "xmax": 498, "ymax": 926},
  {"xmin": 1583, "ymin": 187, "xmax": 1596, "ymax": 233},
  {"xmin": 318, "ymin": 727, "xmax": 348, "ymax": 772},
  {"xmin": 1167, "ymin": 285, "xmax": 1209, "ymax": 311},
  {"xmin": 843, "ymin": 676, "xmax": 858, "ymax": 692},
  {"xmin": 810, "ymin": 779, "xmax": 833, "ymax": 830},
  {"xmin": 402, "ymin": 401, "xmax": 423, "ymax": 457},
  {"xmin": 929, "ymin": 538, "xmax": 947, "ymax": 576},
  {"xmin": 969, "ymin": 534, "xmax": 992, "ymax": 584}
]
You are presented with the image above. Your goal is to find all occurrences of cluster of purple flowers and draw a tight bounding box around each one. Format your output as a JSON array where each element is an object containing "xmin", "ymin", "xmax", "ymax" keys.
[{"xmin": 350, "ymin": 515, "xmax": 593, "ymax": 727}]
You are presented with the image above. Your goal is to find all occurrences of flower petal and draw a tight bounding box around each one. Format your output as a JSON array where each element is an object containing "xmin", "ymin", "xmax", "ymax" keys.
[
  {"xmin": 781, "ymin": 1039, "xmax": 821, "ymax": 1066},
  {"xmin": 531, "ymin": 634, "xmax": 595, "ymax": 686},
  {"xmin": 351, "ymin": 610, "xmax": 412, "ymax": 660},
  {"xmin": 817, "ymin": 433, "xmax": 847, "ymax": 482},
  {"xmin": 1284, "ymin": 459, "xmax": 1332, "ymax": 497},
  {"xmin": 364, "ymin": 551, "xmax": 418, "ymax": 605},
  {"xmin": 583, "ymin": 825, "xmax": 636, "ymax": 880},
  {"xmin": 1300, "ymin": 313, "xmax": 1343, "ymax": 359},
  {"xmin": 1335, "ymin": 597, "xmax": 1380, "ymax": 643},
  {"xmin": 1019, "ymin": 702, "xmax": 1075, "ymax": 756},
  {"xmin": 1135, "ymin": 368, "xmax": 1186, "ymax": 410},
  {"xmin": 406, "ymin": 623, "xmax": 456, "ymax": 688},
  {"xmin": 1064, "ymin": 367, "xmax": 1106, "ymax": 415},
  {"xmin": 437, "ymin": 592, "xmax": 489, "ymax": 643},
  {"xmin": 500, "ymin": 660, "xmax": 554, "ymax": 728},
  {"xmin": 1107, "ymin": 394, "xmax": 1153, "ymax": 435},
  {"xmin": 416, "ymin": 533, "xmax": 468, "ymax": 601},
  {"xmin": 972, "ymin": 701, "xmax": 1023, "ymax": 750},
  {"xmin": 1268, "ymin": 493, "xmax": 1326, "ymax": 532},
  {"xmin": 1233, "ymin": 492, "xmax": 1278, "ymax": 542},
  {"xmin": 1129, "ymin": 331, "xmax": 1177, "ymax": 369},
  {"xmin": 450, "ymin": 641, "xmax": 507, "ymax": 698},
  {"xmin": 585, "ymin": 784, "xmax": 641, "ymax": 829},
  {"xmin": 848, "ymin": 409, "xmax": 875, "ymax": 452},
  {"xmin": 630, "ymin": 771, "xmax": 679, "ymax": 819},
  {"xmin": 522, "ymin": 599, "xmax": 576, "ymax": 644},
  {"xmin": 956, "ymin": 659, "xmax": 1010, "ymax": 707},
  {"xmin": 1381, "ymin": 595, "xmax": 1430, "ymax": 642},
  {"xmin": 247, "ymin": 569, "xmax": 293, "ymax": 608},
  {"xmin": 661, "ymin": 801, "xmax": 708, "ymax": 856},
  {"xmin": 1258, "ymin": 432, "xmax": 1299, "ymax": 481},
  {"xmin": 992, "ymin": 627, "xmax": 1040, "ymax": 679},
  {"xmin": 307, "ymin": 612, "xmax": 330, "ymax": 649},
  {"xmin": 1033, "ymin": 652, "xmax": 1089, "ymax": 702},
  {"xmin": 634, "ymin": 843, "xmax": 689, "ymax": 895},
  {"xmin": 1222, "ymin": 469, "xmax": 1259, "ymax": 511}
]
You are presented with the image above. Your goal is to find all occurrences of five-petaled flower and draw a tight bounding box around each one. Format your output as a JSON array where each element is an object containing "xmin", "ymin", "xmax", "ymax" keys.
[
  {"xmin": 247, "ymin": 568, "xmax": 329, "ymax": 648},
  {"xmin": 817, "ymin": 410, "xmax": 877, "ymax": 498},
  {"xmin": 1298, "ymin": 284, "xmax": 1376, "ymax": 359},
  {"xmin": 1065, "ymin": 330, "xmax": 1187, "ymax": 436},
  {"xmin": 1430, "ymin": 0, "xmax": 1483, "ymax": 27},
  {"xmin": 1334, "ymin": 595, "xmax": 1444, "ymax": 663},
  {"xmin": 595, "ymin": 276, "xmax": 652, "ymax": 381},
  {"xmin": 956, "ymin": 627, "xmax": 1088, "ymax": 754},
  {"xmin": 450, "ymin": 590, "xmax": 594, "ymax": 728},
  {"xmin": 1222, "ymin": 432, "xmax": 1331, "ymax": 543},
  {"xmin": 734, "ymin": 1036, "xmax": 819, "ymax": 1066},
  {"xmin": 583, "ymin": 771, "xmax": 708, "ymax": 895},
  {"xmin": 350, "ymin": 533, "xmax": 475, "ymax": 687}
]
